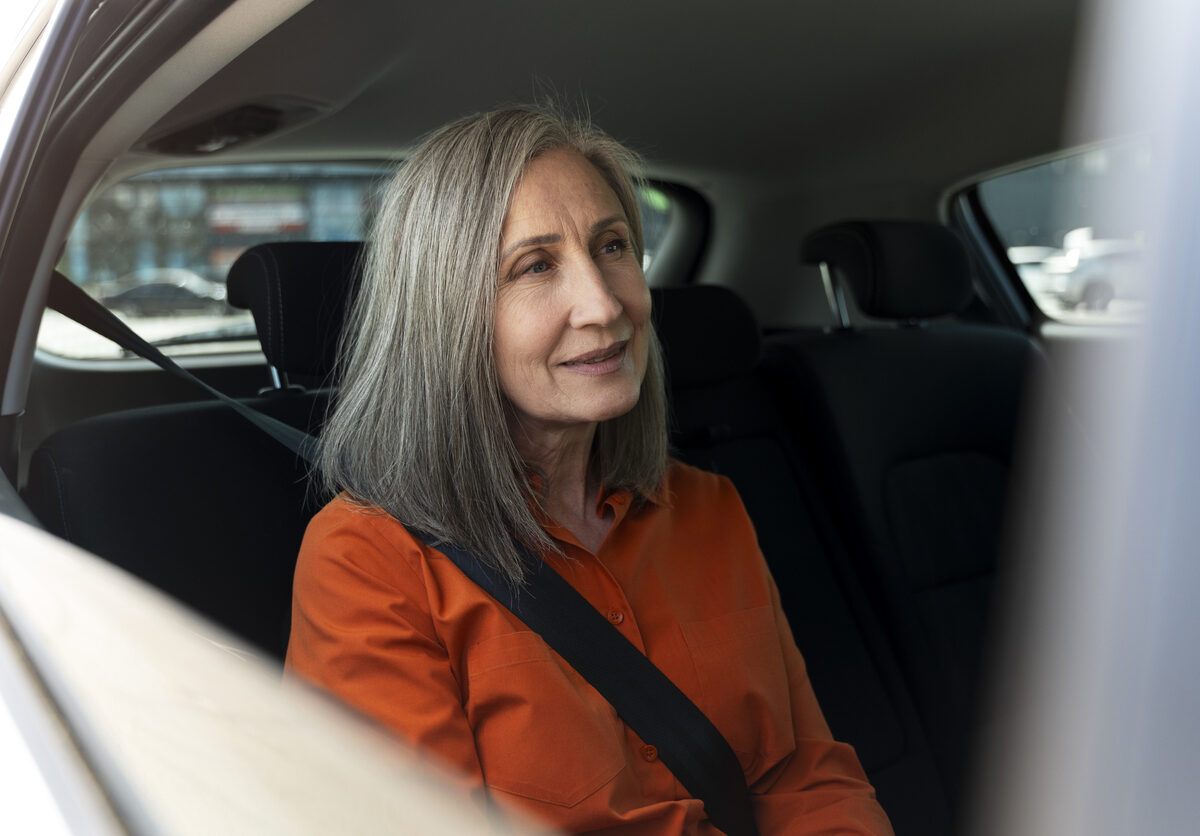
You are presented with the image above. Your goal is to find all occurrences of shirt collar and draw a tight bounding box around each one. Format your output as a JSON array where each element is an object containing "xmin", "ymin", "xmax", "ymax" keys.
[{"xmin": 526, "ymin": 465, "xmax": 674, "ymax": 541}]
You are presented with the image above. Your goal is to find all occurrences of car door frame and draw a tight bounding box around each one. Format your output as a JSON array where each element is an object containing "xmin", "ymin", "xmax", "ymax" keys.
[{"xmin": 0, "ymin": 0, "xmax": 238, "ymax": 485}]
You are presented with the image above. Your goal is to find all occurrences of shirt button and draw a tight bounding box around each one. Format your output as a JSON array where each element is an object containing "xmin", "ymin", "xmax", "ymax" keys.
[
  {"xmin": 607, "ymin": 609, "xmax": 624, "ymax": 625},
  {"xmin": 641, "ymin": 744, "xmax": 658, "ymax": 762}
]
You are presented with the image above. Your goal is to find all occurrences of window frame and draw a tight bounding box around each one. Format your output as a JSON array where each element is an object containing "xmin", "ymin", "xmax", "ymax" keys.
[{"xmin": 944, "ymin": 141, "xmax": 1150, "ymax": 333}]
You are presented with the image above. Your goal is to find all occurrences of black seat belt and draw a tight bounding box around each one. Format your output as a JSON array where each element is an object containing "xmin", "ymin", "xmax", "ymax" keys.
[
  {"xmin": 45, "ymin": 271, "xmax": 759, "ymax": 836},
  {"xmin": 421, "ymin": 534, "xmax": 757, "ymax": 836},
  {"xmin": 45, "ymin": 271, "xmax": 319, "ymax": 463}
]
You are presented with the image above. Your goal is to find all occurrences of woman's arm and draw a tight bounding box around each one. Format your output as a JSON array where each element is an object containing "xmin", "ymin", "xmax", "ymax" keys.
[
  {"xmin": 285, "ymin": 502, "xmax": 485, "ymax": 789},
  {"xmin": 748, "ymin": 572, "xmax": 894, "ymax": 835}
]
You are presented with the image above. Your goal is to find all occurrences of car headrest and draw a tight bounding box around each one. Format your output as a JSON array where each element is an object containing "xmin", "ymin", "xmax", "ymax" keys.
[
  {"xmin": 652, "ymin": 285, "xmax": 761, "ymax": 387},
  {"xmin": 227, "ymin": 241, "xmax": 363, "ymax": 382},
  {"xmin": 800, "ymin": 220, "xmax": 973, "ymax": 319}
]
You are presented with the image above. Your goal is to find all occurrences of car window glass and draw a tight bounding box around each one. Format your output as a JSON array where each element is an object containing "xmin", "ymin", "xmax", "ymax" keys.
[
  {"xmin": 38, "ymin": 165, "xmax": 674, "ymax": 360},
  {"xmin": 975, "ymin": 140, "xmax": 1150, "ymax": 324}
]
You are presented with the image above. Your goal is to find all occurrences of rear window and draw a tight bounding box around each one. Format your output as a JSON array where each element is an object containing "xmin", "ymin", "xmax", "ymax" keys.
[
  {"xmin": 974, "ymin": 140, "xmax": 1149, "ymax": 324},
  {"xmin": 39, "ymin": 164, "xmax": 675, "ymax": 360}
]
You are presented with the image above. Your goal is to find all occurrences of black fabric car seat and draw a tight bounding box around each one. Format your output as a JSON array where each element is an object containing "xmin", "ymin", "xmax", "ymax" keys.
[
  {"xmin": 654, "ymin": 285, "xmax": 951, "ymax": 836},
  {"xmin": 23, "ymin": 242, "xmax": 362, "ymax": 660},
  {"xmin": 765, "ymin": 220, "xmax": 1045, "ymax": 812},
  {"xmin": 24, "ymin": 243, "xmax": 952, "ymax": 833}
]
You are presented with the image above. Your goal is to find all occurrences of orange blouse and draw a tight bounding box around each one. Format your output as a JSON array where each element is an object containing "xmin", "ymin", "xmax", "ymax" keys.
[{"xmin": 286, "ymin": 461, "xmax": 893, "ymax": 834}]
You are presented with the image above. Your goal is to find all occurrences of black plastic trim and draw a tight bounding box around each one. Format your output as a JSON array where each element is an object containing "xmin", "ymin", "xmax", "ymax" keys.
[
  {"xmin": 0, "ymin": 415, "xmax": 37, "ymax": 526},
  {"xmin": 52, "ymin": 0, "xmax": 179, "ymax": 122},
  {"xmin": 0, "ymin": 1, "xmax": 96, "ymax": 392},
  {"xmin": 948, "ymin": 186, "xmax": 1040, "ymax": 332},
  {"xmin": 647, "ymin": 179, "xmax": 711, "ymax": 287}
]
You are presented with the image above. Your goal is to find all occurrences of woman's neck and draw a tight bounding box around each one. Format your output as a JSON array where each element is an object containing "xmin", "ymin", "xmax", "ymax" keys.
[{"xmin": 511, "ymin": 419, "xmax": 612, "ymax": 553}]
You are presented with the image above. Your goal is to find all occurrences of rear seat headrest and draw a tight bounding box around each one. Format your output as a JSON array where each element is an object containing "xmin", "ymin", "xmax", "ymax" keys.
[
  {"xmin": 800, "ymin": 220, "xmax": 973, "ymax": 319},
  {"xmin": 228, "ymin": 241, "xmax": 363, "ymax": 382},
  {"xmin": 652, "ymin": 285, "xmax": 761, "ymax": 387},
  {"xmin": 226, "ymin": 246, "xmax": 760, "ymax": 389}
]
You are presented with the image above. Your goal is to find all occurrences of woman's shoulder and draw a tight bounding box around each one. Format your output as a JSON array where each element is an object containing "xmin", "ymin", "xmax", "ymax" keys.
[
  {"xmin": 659, "ymin": 459, "xmax": 744, "ymax": 516},
  {"xmin": 306, "ymin": 492, "xmax": 406, "ymax": 542},
  {"xmin": 657, "ymin": 460, "xmax": 748, "ymax": 532},
  {"xmin": 298, "ymin": 493, "xmax": 428, "ymax": 587},
  {"xmin": 646, "ymin": 461, "xmax": 763, "ymax": 585}
]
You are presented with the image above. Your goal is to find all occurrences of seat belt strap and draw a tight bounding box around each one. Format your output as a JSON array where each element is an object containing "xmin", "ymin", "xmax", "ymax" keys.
[
  {"xmin": 46, "ymin": 271, "xmax": 317, "ymax": 462},
  {"xmin": 417, "ymin": 534, "xmax": 758, "ymax": 836},
  {"xmin": 44, "ymin": 270, "xmax": 759, "ymax": 836}
]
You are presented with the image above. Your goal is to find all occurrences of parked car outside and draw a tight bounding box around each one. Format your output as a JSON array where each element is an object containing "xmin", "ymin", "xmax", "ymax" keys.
[
  {"xmin": 1053, "ymin": 228, "xmax": 1143, "ymax": 311},
  {"xmin": 98, "ymin": 267, "xmax": 229, "ymax": 318}
]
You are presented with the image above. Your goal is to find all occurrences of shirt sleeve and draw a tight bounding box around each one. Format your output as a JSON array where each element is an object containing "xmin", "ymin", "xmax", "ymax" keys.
[
  {"xmin": 749, "ymin": 570, "xmax": 895, "ymax": 835},
  {"xmin": 284, "ymin": 504, "xmax": 485, "ymax": 792}
]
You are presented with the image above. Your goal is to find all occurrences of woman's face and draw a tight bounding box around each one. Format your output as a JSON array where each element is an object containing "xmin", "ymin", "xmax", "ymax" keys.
[{"xmin": 494, "ymin": 148, "xmax": 651, "ymax": 441}]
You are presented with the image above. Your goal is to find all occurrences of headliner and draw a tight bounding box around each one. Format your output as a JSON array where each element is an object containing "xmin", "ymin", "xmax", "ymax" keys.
[{"xmin": 140, "ymin": 0, "xmax": 1084, "ymax": 192}]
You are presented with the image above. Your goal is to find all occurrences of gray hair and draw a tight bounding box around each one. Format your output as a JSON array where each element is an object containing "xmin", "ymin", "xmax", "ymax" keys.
[{"xmin": 319, "ymin": 105, "xmax": 669, "ymax": 583}]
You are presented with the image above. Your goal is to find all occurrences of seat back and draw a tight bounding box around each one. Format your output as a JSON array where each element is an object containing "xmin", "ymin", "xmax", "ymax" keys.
[
  {"xmin": 769, "ymin": 219, "xmax": 1043, "ymax": 807},
  {"xmin": 654, "ymin": 285, "xmax": 951, "ymax": 836},
  {"xmin": 23, "ymin": 242, "xmax": 362, "ymax": 659},
  {"xmin": 24, "ymin": 396, "xmax": 325, "ymax": 657}
]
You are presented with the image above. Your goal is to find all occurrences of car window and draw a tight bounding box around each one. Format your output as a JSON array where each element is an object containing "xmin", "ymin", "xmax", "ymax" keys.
[
  {"xmin": 972, "ymin": 140, "xmax": 1150, "ymax": 325},
  {"xmin": 38, "ymin": 164, "xmax": 675, "ymax": 361}
]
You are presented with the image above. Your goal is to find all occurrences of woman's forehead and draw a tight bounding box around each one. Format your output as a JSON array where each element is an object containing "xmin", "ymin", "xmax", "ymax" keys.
[{"xmin": 503, "ymin": 150, "xmax": 626, "ymax": 237}]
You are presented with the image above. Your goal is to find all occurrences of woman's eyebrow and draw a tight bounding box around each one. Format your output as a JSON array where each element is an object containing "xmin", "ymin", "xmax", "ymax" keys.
[
  {"xmin": 501, "ymin": 233, "xmax": 560, "ymax": 260},
  {"xmin": 500, "ymin": 215, "xmax": 629, "ymax": 261},
  {"xmin": 590, "ymin": 214, "xmax": 627, "ymax": 234}
]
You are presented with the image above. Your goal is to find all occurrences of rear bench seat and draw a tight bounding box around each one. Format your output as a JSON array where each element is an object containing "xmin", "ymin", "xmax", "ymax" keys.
[
  {"xmin": 24, "ymin": 241, "xmax": 954, "ymax": 835},
  {"xmin": 765, "ymin": 219, "xmax": 1045, "ymax": 812},
  {"xmin": 23, "ymin": 242, "xmax": 359, "ymax": 659},
  {"xmin": 654, "ymin": 285, "xmax": 950, "ymax": 835}
]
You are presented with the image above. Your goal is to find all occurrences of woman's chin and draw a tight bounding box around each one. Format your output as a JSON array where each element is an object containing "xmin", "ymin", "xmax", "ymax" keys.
[
  {"xmin": 590, "ymin": 391, "xmax": 642, "ymax": 424},
  {"xmin": 507, "ymin": 375, "xmax": 644, "ymax": 432},
  {"xmin": 553, "ymin": 394, "xmax": 642, "ymax": 429}
]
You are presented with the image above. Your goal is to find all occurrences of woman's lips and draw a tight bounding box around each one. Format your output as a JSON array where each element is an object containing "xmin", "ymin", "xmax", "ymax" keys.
[{"xmin": 560, "ymin": 341, "xmax": 628, "ymax": 375}]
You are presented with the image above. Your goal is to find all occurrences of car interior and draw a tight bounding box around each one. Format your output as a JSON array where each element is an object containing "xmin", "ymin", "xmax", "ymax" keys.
[{"xmin": 0, "ymin": 0, "xmax": 1130, "ymax": 833}]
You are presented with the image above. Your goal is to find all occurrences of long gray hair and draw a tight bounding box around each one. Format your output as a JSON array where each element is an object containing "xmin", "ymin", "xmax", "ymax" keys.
[{"xmin": 319, "ymin": 106, "xmax": 669, "ymax": 582}]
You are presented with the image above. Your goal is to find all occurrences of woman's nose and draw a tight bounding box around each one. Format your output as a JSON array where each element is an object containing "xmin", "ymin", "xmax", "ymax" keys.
[{"xmin": 567, "ymin": 259, "xmax": 623, "ymax": 329}]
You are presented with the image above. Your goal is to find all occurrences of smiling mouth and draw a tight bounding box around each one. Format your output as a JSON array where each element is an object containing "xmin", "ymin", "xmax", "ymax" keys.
[{"xmin": 561, "ymin": 341, "xmax": 627, "ymax": 366}]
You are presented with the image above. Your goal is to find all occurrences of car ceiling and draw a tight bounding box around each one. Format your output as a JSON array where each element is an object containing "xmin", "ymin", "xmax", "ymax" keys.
[
  {"xmin": 133, "ymin": 0, "xmax": 1083, "ymax": 193},
  {"xmin": 25, "ymin": 0, "xmax": 1086, "ymax": 351}
]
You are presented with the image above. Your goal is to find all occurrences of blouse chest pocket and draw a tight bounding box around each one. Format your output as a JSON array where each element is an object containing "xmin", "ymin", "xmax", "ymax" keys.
[
  {"xmin": 464, "ymin": 630, "xmax": 627, "ymax": 807},
  {"xmin": 680, "ymin": 605, "xmax": 796, "ymax": 778}
]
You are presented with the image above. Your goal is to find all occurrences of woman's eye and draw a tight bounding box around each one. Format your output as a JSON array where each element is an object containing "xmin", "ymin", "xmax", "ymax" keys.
[
  {"xmin": 516, "ymin": 257, "xmax": 552, "ymax": 277},
  {"xmin": 599, "ymin": 238, "xmax": 628, "ymax": 256}
]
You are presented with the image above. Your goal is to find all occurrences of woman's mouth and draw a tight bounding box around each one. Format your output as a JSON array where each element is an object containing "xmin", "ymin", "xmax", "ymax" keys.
[{"xmin": 561, "ymin": 341, "xmax": 628, "ymax": 375}]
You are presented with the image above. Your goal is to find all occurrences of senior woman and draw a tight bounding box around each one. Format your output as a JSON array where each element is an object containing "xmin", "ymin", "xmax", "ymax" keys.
[{"xmin": 285, "ymin": 106, "xmax": 892, "ymax": 835}]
